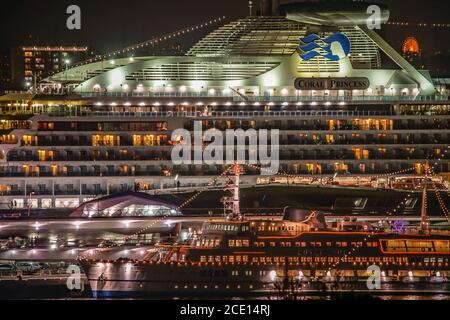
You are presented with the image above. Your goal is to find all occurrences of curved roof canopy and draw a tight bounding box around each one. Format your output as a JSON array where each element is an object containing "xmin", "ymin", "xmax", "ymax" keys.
[{"xmin": 71, "ymin": 192, "xmax": 181, "ymax": 218}]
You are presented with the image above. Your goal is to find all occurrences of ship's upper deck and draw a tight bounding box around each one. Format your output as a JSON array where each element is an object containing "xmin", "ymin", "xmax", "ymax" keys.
[{"xmin": 38, "ymin": 4, "xmax": 437, "ymax": 97}]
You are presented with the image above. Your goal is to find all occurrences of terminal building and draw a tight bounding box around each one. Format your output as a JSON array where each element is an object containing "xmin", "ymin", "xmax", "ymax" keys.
[{"xmin": 0, "ymin": 0, "xmax": 449, "ymax": 211}]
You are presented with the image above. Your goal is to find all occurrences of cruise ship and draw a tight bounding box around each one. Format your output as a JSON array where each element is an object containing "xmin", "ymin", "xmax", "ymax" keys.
[
  {"xmin": 80, "ymin": 165, "xmax": 450, "ymax": 298},
  {"xmin": 0, "ymin": 0, "xmax": 449, "ymax": 214}
]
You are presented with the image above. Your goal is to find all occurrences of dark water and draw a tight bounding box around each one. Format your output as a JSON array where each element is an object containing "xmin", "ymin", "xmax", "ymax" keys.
[{"xmin": 2, "ymin": 282, "xmax": 450, "ymax": 300}]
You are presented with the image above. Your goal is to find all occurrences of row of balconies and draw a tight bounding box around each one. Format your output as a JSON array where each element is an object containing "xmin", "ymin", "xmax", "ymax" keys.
[
  {"xmin": 183, "ymin": 123, "xmax": 450, "ymax": 131},
  {"xmin": 19, "ymin": 131, "xmax": 450, "ymax": 146},
  {"xmin": 7, "ymin": 148, "xmax": 446, "ymax": 162},
  {"xmin": 1, "ymin": 161, "xmax": 444, "ymax": 179},
  {"xmin": 21, "ymin": 140, "xmax": 170, "ymax": 147},
  {"xmin": 18, "ymin": 138, "xmax": 450, "ymax": 148}
]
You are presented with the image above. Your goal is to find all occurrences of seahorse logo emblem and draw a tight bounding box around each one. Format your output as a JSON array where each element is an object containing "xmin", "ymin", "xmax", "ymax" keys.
[{"xmin": 299, "ymin": 32, "xmax": 351, "ymax": 61}]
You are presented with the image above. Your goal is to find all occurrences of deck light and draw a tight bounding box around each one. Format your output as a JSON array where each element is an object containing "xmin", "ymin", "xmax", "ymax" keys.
[{"xmin": 269, "ymin": 270, "xmax": 276, "ymax": 281}]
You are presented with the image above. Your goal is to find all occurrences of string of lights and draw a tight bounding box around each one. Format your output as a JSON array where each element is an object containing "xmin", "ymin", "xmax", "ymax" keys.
[
  {"xmin": 386, "ymin": 21, "xmax": 450, "ymax": 28},
  {"xmin": 428, "ymin": 168, "xmax": 450, "ymax": 223},
  {"xmin": 47, "ymin": 16, "xmax": 227, "ymax": 77},
  {"xmin": 176, "ymin": 165, "xmax": 234, "ymax": 210},
  {"xmin": 244, "ymin": 162, "xmax": 417, "ymax": 181}
]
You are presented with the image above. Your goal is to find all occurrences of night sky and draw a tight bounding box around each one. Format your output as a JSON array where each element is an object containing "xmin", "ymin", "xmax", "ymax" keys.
[{"xmin": 1, "ymin": 0, "xmax": 449, "ymax": 56}]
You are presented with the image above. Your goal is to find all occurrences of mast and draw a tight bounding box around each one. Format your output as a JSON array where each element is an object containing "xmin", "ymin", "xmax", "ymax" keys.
[
  {"xmin": 420, "ymin": 162, "xmax": 429, "ymax": 234},
  {"xmin": 221, "ymin": 163, "xmax": 243, "ymax": 220}
]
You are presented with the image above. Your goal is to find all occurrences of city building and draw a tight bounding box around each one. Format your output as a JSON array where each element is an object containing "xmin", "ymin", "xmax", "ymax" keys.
[
  {"xmin": 0, "ymin": 0, "xmax": 449, "ymax": 211},
  {"xmin": 10, "ymin": 46, "xmax": 89, "ymax": 89},
  {"xmin": 0, "ymin": 50, "xmax": 12, "ymax": 91}
]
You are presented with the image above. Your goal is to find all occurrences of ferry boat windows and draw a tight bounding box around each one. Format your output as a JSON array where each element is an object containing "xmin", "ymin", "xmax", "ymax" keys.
[
  {"xmin": 382, "ymin": 240, "xmax": 450, "ymax": 253},
  {"xmin": 280, "ymin": 242, "xmax": 292, "ymax": 247},
  {"xmin": 405, "ymin": 241, "xmax": 434, "ymax": 252},
  {"xmin": 205, "ymin": 223, "xmax": 239, "ymax": 232},
  {"xmin": 434, "ymin": 241, "xmax": 450, "ymax": 252}
]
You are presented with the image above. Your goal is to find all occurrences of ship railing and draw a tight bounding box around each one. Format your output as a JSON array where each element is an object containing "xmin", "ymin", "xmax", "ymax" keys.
[
  {"xmin": 237, "ymin": 95, "xmax": 450, "ymax": 102},
  {"xmin": 80, "ymin": 90, "xmax": 449, "ymax": 102},
  {"xmin": 72, "ymin": 110, "xmax": 394, "ymax": 118},
  {"xmin": 0, "ymin": 268, "xmax": 70, "ymax": 279},
  {"xmin": 80, "ymin": 92, "xmax": 234, "ymax": 98},
  {"xmin": 78, "ymin": 92, "xmax": 449, "ymax": 102}
]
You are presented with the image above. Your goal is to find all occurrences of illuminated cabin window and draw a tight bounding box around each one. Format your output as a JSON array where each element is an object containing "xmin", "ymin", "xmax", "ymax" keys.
[
  {"xmin": 325, "ymin": 134, "xmax": 334, "ymax": 144},
  {"xmin": 133, "ymin": 135, "xmax": 142, "ymax": 146},
  {"xmin": 22, "ymin": 135, "xmax": 34, "ymax": 146},
  {"xmin": 38, "ymin": 150, "xmax": 46, "ymax": 162}
]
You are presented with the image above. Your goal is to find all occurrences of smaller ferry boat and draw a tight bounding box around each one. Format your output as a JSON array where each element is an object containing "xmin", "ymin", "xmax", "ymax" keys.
[{"xmin": 80, "ymin": 165, "xmax": 450, "ymax": 298}]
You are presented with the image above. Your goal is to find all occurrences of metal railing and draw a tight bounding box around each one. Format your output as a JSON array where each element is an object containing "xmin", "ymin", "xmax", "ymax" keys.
[
  {"xmin": 61, "ymin": 110, "xmax": 396, "ymax": 118},
  {"xmin": 78, "ymin": 92, "xmax": 450, "ymax": 102}
]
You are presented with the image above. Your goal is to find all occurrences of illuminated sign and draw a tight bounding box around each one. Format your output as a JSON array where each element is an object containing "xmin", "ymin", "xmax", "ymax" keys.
[
  {"xmin": 299, "ymin": 32, "xmax": 351, "ymax": 61},
  {"xmin": 294, "ymin": 77, "xmax": 370, "ymax": 90}
]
